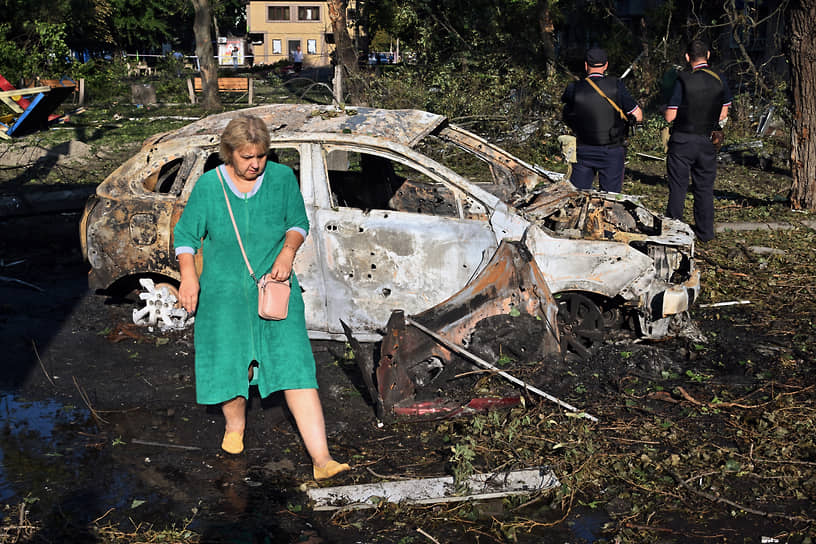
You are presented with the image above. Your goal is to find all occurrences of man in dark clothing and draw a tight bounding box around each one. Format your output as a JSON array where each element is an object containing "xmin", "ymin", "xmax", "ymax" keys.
[
  {"xmin": 664, "ymin": 40, "xmax": 732, "ymax": 242},
  {"xmin": 561, "ymin": 47, "xmax": 643, "ymax": 193}
]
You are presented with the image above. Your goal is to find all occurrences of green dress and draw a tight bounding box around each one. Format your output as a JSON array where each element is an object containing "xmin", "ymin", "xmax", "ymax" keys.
[{"xmin": 174, "ymin": 164, "xmax": 316, "ymax": 405}]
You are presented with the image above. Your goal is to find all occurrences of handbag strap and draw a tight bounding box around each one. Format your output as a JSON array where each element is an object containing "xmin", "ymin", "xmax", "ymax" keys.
[
  {"xmin": 216, "ymin": 166, "xmax": 259, "ymax": 285},
  {"xmin": 584, "ymin": 77, "xmax": 628, "ymax": 121}
]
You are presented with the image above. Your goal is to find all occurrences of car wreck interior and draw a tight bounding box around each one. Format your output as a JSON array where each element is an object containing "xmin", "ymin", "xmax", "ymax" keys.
[
  {"xmin": 326, "ymin": 149, "xmax": 461, "ymax": 217},
  {"xmin": 518, "ymin": 192, "xmax": 663, "ymax": 241}
]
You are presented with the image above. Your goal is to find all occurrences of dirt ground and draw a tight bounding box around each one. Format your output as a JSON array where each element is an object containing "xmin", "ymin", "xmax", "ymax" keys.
[{"xmin": 2, "ymin": 160, "xmax": 816, "ymax": 543}]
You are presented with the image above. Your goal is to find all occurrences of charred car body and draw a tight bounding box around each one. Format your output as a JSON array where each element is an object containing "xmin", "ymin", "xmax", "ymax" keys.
[{"xmin": 80, "ymin": 105, "xmax": 699, "ymax": 411}]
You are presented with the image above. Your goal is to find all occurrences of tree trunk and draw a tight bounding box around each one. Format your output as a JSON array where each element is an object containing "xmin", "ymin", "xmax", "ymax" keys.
[
  {"xmin": 788, "ymin": 0, "xmax": 816, "ymax": 210},
  {"xmin": 327, "ymin": 0, "xmax": 363, "ymax": 104},
  {"xmin": 536, "ymin": 1, "xmax": 556, "ymax": 77},
  {"xmin": 191, "ymin": 0, "xmax": 221, "ymax": 111}
]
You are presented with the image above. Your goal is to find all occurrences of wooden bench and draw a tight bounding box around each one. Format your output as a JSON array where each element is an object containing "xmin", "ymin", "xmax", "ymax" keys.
[{"xmin": 188, "ymin": 76, "xmax": 254, "ymax": 105}]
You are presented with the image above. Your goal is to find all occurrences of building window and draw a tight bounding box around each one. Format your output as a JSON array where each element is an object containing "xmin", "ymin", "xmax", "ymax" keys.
[
  {"xmin": 272, "ymin": 39, "xmax": 282, "ymax": 55},
  {"xmin": 307, "ymin": 39, "xmax": 317, "ymax": 54},
  {"xmin": 268, "ymin": 6, "xmax": 290, "ymax": 21},
  {"xmin": 298, "ymin": 6, "xmax": 320, "ymax": 21}
]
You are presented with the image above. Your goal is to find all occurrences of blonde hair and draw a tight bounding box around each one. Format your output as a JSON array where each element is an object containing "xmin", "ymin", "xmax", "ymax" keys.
[{"xmin": 219, "ymin": 115, "xmax": 270, "ymax": 165}]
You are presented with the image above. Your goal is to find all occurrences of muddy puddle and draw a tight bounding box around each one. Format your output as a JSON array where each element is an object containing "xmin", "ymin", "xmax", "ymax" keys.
[
  {"xmin": 0, "ymin": 391, "xmax": 148, "ymax": 527},
  {"xmin": 0, "ymin": 386, "xmax": 612, "ymax": 543}
]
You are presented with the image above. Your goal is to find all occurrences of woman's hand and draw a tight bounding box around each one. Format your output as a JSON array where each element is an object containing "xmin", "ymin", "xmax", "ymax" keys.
[
  {"xmin": 179, "ymin": 276, "xmax": 200, "ymax": 313},
  {"xmin": 177, "ymin": 252, "xmax": 200, "ymax": 313},
  {"xmin": 269, "ymin": 247, "xmax": 295, "ymax": 281}
]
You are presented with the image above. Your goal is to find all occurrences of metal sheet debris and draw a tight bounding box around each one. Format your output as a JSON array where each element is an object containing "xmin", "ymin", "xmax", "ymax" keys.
[
  {"xmin": 352, "ymin": 241, "xmax": 561, "ymax": 419},
  {"xmin": 307, "ymin": 467, "xmax": 560, "ymax": 511}
]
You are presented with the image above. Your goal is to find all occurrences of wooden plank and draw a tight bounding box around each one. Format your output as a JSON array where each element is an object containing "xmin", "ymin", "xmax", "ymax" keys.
[
  {"xmin": 1, "ymin": 96, "xmax": 23, "ymax": 113},
  {"xmin": 0, "ymin": 86, "xmax": 51, "ymax": 98},
  {"xmin": 38, "ymin": 79, "xmax": 76, "ymax": 88}
]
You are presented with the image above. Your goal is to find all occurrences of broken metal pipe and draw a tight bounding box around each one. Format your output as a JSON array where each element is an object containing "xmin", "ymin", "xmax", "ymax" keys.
[{"xmin": 406, "ymin": 317, "xmax": 598, "ymax": 423}]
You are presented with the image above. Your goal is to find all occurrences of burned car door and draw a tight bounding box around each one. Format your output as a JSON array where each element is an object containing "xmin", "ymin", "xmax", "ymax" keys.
[{"xmin": 310, "ymin": 144, "xmax": 499, "ymax": 340}]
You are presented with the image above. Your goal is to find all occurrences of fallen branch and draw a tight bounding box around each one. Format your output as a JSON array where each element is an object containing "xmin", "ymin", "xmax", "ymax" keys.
[
  {"xmin": 365, "ymin": 466, "xmax": 410, "ymax": 481},
  {"xmin": 0, "ymin": 275, "xmax": 43, "ymax": 292},
  {"xmin": 675, "ymin": 387, "xmax": 762, "ymax": 409},
  {"xmin": 670, "ymin": 469, "xmax": 813, "ymax": 522},
  {"xmin": 32, "ymin": 340, "xmax": 55, "ymax": 387},
  {"xmin": 130, "ymin": 439, "xmax": 201, "ymax": 451},
  {"xmin": 73, "ymin": 376, "xmax": 109, "ymax": 425},
  {"xmin": 406, "ymin": 317, "xmax": 598, "ymax": 422},
  {"xmin": 417, "ymin": 528, "xmax": 441, "ymax": 544}
]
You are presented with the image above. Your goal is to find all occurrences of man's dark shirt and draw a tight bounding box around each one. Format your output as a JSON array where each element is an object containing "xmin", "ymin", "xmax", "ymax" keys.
[
  {"xmin": 562, "ymin": 73, "xmax": 639, "ymax": 146},
  {"xmin": 666, "ymin": 62, "xmax": 732, "ymax": 134}
]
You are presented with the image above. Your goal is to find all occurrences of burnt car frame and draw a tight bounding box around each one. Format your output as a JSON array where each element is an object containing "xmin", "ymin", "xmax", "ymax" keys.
[{"xmin": 80, "ymin": 104, "xmax": 699, "ymax": 361}]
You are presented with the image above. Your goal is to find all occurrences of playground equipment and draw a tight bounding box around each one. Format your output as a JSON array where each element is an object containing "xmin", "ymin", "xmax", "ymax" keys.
[{"xmin": 0, "ymin": 73, "xmax": 80, "ymax": 138}]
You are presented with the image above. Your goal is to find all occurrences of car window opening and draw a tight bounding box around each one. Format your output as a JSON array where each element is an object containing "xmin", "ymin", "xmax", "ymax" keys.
[
  {"xmin": 326, "ymin": 149, "xmax": 458, "ymax": 217},
  {"xmin": 144, "ymin": 158, "xmax": 184, "ymax": 194}
]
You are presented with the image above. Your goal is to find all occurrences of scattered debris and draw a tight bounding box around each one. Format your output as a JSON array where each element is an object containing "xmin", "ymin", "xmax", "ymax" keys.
[
  {"xmin": 345, "ymin": 241, "xmax": 563, "ymax": 420},
  {"xmin": 756, "ymin": 106, "xmax": 774, "ymax": 136},
  {"xmin": 306, "ymin": 466, "xmax": 560, "ymax": 511},
  {"xmin": 747, "ymin": 246, "xmax": 786, "ymax": 256},
  {"xmin": 106, "ymin": 322, "xmax": 151, "ymax": 343},
  {"xmin": 406, "ymin": 317, "xmax": 597, "ymax": 422}
]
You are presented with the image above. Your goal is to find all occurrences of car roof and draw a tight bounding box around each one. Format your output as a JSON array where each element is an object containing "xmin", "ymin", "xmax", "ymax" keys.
[{"xmin": 151, "ymin": 104, "xmax": 447, "ymax": 148}]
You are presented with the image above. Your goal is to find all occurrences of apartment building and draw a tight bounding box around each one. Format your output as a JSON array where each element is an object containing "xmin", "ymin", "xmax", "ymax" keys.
[{"xmin": 246, "ymin": 1, "xmax": 359, "ymax": 68}]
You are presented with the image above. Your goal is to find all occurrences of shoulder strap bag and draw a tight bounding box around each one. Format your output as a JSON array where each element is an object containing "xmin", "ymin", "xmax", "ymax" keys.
[{"xmin": 216, "ymin": 167, "xmax": 290, "ymax": 321}]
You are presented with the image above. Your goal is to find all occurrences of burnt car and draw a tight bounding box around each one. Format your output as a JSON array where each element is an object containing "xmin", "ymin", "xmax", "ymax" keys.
[{"xmin": 80, "ymin": 104, "xmax": 699, "ymax": 363}]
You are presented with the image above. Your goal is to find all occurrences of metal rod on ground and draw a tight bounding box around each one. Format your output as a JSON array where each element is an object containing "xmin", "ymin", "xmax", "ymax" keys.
[
  {"xmin": 698, "ymin": 300, "xmax": 751, "ymax": 308},
  {"xmin": 405, "ymin": 317, "xmax": 598, "ymax": 422}
]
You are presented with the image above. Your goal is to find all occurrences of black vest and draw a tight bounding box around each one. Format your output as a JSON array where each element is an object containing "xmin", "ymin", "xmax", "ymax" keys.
[
  {"xmin": 673, "ymin": 69, "xmax": 724, "ymax": 135},
  {"xmin": 569, "ymin": 77, "xmax": 627, "ymax": 146}
]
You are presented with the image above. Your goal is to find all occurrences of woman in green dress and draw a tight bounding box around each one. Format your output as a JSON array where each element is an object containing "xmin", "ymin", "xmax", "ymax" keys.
[{"xmin": 174, "ymin": 115, "xmax": 349, "ymax": 480}]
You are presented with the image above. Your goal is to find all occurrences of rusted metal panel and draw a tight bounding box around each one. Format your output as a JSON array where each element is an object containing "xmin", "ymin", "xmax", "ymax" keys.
[{"xmin": 356, "ymin": 241, "xmax": 561, "ymax": 418}]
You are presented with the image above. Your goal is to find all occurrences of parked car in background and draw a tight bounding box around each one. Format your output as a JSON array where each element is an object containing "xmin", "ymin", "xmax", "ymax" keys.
[{"xmin": 80, "ymin": 104, "xmax": 700, "ymax": 359}]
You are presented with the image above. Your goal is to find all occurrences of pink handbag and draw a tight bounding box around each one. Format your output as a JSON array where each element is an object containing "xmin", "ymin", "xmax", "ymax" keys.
[
  {"xmin": 257, "ymin": 275, "xmax": 290, "ymax": 320},
  {"xmin": 217, "ymin": 168, "xmax": 291, "ymax": 321}
]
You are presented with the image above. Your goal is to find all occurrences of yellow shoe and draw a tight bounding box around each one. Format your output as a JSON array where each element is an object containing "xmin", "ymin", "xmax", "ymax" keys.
[
  {"xmin": 313, "ymin": 460, "xmax": 350, "ymax": 481},
  {"xmin": 221, "ymin": 431, "xmax": 244, "ymax": 454}
]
